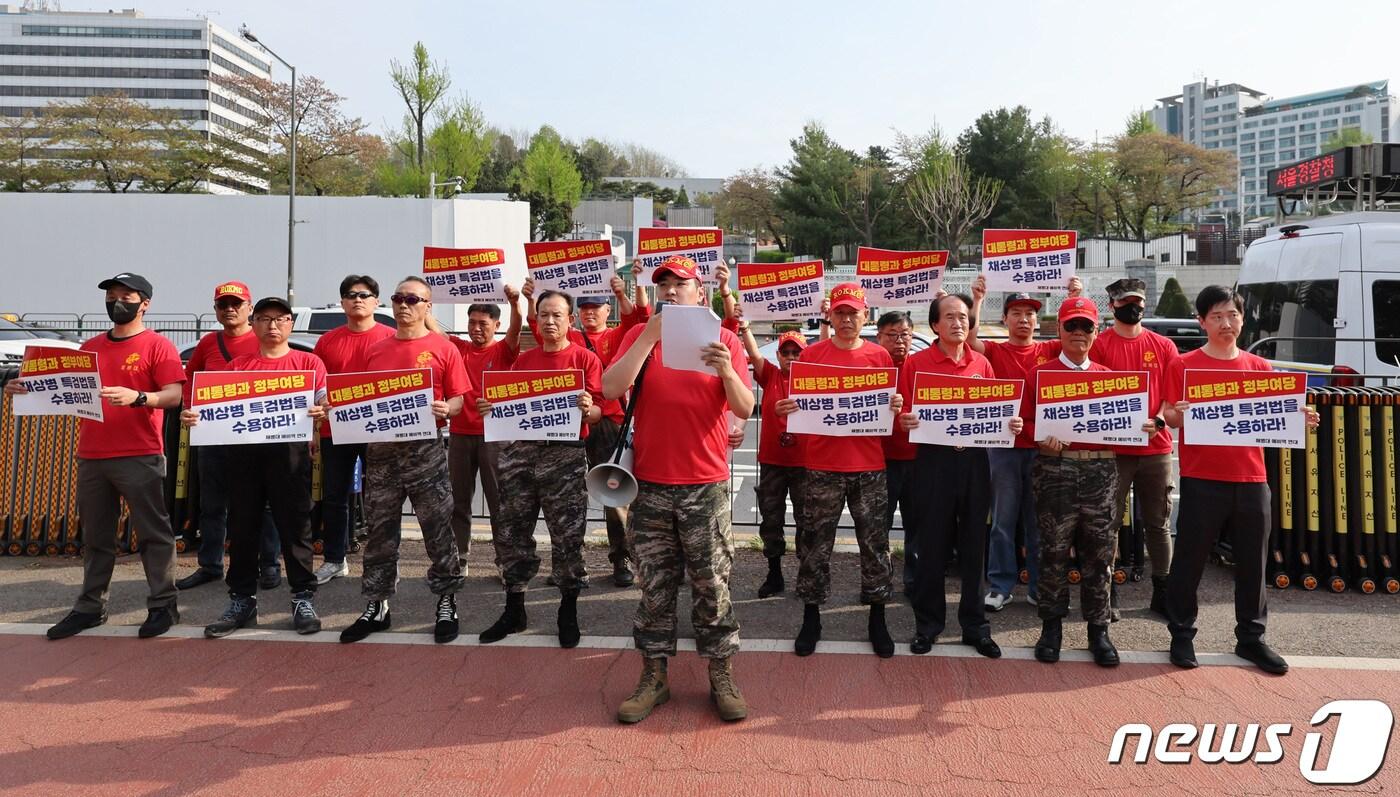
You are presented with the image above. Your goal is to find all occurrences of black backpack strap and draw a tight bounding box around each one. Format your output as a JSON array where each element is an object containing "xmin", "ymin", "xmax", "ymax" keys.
[{"xmin": 215, "ymin": 332, "xmax": 233, "ymax": 365}]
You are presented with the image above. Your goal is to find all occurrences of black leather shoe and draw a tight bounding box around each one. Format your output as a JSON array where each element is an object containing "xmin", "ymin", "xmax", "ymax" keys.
[
  {"xmin": 961, "ymin": 634, "xmax": 1002, "ymax": 659},
  {"xmin": 138, "ymin": 605, "xmax": 179, "ymax": 639},
  {"xmin": 613, "ymin": 561, "xmax": 636, "ymax": 588},
  {"xmin": 1087, "ymin": 623, "xmax": 1120, "ymax": 667},
  {"xmin": 909, "ymin": 635, "xmax": 934, "ymax": 655},
  {"xmin": 1235, "ymin": 640, "xmax": 1288, "ymax": 675},
  {"xmin": 46, "ymin": 609, "xmax": 107, "ymax": 640},
  {"xmin": 1034, "ymin": 618, "xmax": 1062, "ymax": 663},
  {"xmin": 1169, "ymin": 637, "xmax": 1199, "ymax": 669},
  {"xmin": 868, "ymin": 605, "xmax": 894, "ymax": 659},
  {"xmin": 176, "ymin": 569, "xmax": 221, "ymax": 590},
  {"xmin": 259, "ymin": 568, "xmax": 282, "ymax": 591}
]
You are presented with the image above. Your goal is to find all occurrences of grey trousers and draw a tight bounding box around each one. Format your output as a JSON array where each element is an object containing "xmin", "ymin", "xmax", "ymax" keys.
[{"xmin": 75, "ymin": 455, "xmax": 177, "ymax": 613}]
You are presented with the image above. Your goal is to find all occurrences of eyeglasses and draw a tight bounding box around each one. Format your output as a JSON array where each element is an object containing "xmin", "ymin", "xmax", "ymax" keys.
[
  {"xmin": 390, "ymin": 293, "xmax": 428, "ymax": 306},
  {"xmin": 253, "ymin": 315, "xmax": 292, "ymax": 326},
  {"xmin": 879, "ymin": 332, "xmax": 913, "ymax": 341},
  {"xmin": 342, "ymin": 291, "xmax": 375, "ymax": 300},
  {"xmin": 1063, "ymin": 319, "xmax": 1095, "ymax": 334}
]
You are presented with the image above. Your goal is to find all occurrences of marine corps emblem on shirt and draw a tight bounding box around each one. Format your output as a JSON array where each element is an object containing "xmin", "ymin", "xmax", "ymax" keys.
[
  {"xmin": 1143, "ymin": 351, "xmax": 1157, "ymax": 366},
  {"xmin": 122, "ymin": 352, "xmax": 142, "ymax": 372},
  {"xmin": 416, "ymin": 351, "xmax": 433, "ymax": 368}
]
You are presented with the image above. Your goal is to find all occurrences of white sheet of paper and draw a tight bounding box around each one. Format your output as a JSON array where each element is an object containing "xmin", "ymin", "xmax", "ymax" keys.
[{"xmin": 660, "ymin": 304, "xmax": 720, "ymax": 374}]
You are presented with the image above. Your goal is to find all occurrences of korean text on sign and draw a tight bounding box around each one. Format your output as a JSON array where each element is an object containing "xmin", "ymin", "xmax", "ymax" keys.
[
  {"xmin": 735, "ymin": 260, "xmax": 825, "ymax": 321},
  {"xmin": 326, "ymin": 368, "xmax": 436, "ymax": 445},
  {"xmin": 190, "ymin": 370, "xmax": 315, "ymax": 446},
  {"xmin": 981, "ymin": 229, "xmax": 1078, "ymax": 293},
  {"xmin": 908, "ymin": 372, "xmax": 1022, "ymax": 448},
  {"xmin": 856, "ymin": 247, "xmax": 948, "ymax": 309},
  {"xmin": 523, "ymin": 239, "xmax": 612, "ymax": 295},
  {"xmin": 635, "ymin": 227, "xmax": 724, "ymax": 284},
  {"xmin": 1182, "ymin": 369, "xmax": 1306, "ymax": 448},
  {"xmin": 12, "ymin": 346, "xmax": 103, "ymax": 422},
  {"xmin": 422, "ymin": 246, "xmax": 510, "ymax": 305},
  {"xmin": 786, "ymin": 361, "xmax": 897, "ymax": 437},
  {"xmin": 482, "ymin": 368, "xmax": 584, "ymax": 443},
  {"xmin": 1034, "ymin": 369, "xmax": 1148, "ymax": 446}
]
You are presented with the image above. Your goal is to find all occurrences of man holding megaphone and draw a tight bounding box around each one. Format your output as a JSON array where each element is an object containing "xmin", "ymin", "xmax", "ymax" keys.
[{"xmin": 602, "ymin": 255, "xmax": 754, "ymax": 725}]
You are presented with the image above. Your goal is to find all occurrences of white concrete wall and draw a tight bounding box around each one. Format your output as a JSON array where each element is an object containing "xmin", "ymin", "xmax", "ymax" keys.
[{"xmin": 0, "ymin": 193, "xmax": 531, "ymax": 332}]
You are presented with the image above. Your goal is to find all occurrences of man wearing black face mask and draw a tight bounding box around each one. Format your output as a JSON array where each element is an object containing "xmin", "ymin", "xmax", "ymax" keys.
[
  {"xmin": 1090, "ymin": 277, "xmax": 1181, "ymax": 620},
  {"xmin": 6, "ymin": 273, "xmax": 187, "ymax": 639}
]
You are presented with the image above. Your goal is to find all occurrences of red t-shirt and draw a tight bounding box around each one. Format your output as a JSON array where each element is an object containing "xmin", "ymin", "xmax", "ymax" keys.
[
  {"xmin": 449, "ymin": 337, "xmax": 519, "ymax": 436},
  {"xmin": 364, "ymin": 333, "xmax": 470, "ymax": 428},
  {"xmin": 982, "ymin": 339, "xmax": 1061, "ymax": 448},
  {"xmin": 614, "ymin": 324, "xmax": 751, "ymax": 485},
  {"xmin": 313, "ymin": 323, "xmax": 396, "ymax": 438},
  {"xmin": 798, "ymin": 339, "xmax": 895, "ymax": 473},
  {"xmin": 1165, "ymin": 349, "xmax": 1272, "ymax": 483},
  {"xmin": 508, "ymin": 343, "xmax": 603, "ymax": 440},
  {"xmin": 77, "ymin": 330, "xmax": 186, "ymax": 460},
  {"xmin": 1021, "ymin": 356, "xmax": 1112, "ymax": 452},
  {"xmin": 183, "ymin": 328, "xmax": 260, "ymax": 404},
  {"xmin": 1090, "ymin": 328, "xmax": 1180, "ymax": 455},
  {"xmin": 880, "ymin": 354, "xmax": 917, "ymax": 462},
  {"xmin": 229, "ymin": 349, "xmax": 330, "ymax": 401},
  {"xmin": 899, "ymin": 342, "xmax": 997, "ymax": 451},
  {"xmin": 756, "ymin": 359, "xmax": 804, "ymax": 467}
]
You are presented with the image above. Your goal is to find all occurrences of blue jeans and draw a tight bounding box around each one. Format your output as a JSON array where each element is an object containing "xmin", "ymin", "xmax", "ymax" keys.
[
  {"xmin": 196, "ymin": 445, "xmax": 281, "ymax": 575},
  {"xmin": 986, "ymin": 447, "xmax": 1038, "ymax": 596},
  {"xmin": 319, "ymin": 438, "xmax": 365, "ymax": 565}
]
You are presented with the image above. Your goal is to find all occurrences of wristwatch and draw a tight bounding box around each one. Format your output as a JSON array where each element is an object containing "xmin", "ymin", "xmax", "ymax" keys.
[
  {"xmin": 133, "ymin": 391, "xmax": 149, "ymax": 408},
  {"xmin": 819, "ymin": 319, "xmax": 832, "ymax": 327}
]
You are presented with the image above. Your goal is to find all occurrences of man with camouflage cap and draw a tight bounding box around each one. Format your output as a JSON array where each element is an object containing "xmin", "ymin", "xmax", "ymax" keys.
[{"xmin": 603, "ymin": 255, "xmax": 753, "ymax": 724}]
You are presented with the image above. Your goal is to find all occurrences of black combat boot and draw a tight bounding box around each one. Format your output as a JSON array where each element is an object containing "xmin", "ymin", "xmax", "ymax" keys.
[
  {"xmin": 758, "ymin": 556, "xmax": 784, "ymax": 598},
  {"xmin": 479, "ymin": 591, "xmax": 527, "ymax": 643},
  {"xmin": 794, "ymin": 603, "xmax": 822, "ymax": 656}
]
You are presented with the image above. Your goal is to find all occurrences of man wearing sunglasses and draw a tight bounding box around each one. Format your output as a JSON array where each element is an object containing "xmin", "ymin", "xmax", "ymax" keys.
[
  {"xmin": 312, "ymin": 275, "xmax": 395, "ymax": 584},
  {"xmin": 1021, "ymin": 297, "xmax": 1120, "ymax": 667},
  {"xmin": 183, "ymin": 297, "xmax": 329, "ymax": 637},
  {"xmin": 340, "ymin": 277, "xmax": 469, "ymax": 645},
  {"xmin": 177, "ymin": 281, "xmax": 284, "ymax": 592}
]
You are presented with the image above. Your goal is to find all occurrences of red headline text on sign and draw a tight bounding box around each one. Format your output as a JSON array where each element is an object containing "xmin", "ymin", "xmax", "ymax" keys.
[
  {"xmin": 483, "ymin": 369, "xmax": 583, "ymax": 401},
  {"xmin": 636, "ymin": 227, "xmax": 721, "ymax": 253},
  {"xmin": 789, "ymin": 362, "xmax": 896, "ymax": 395},
  {"xmin": 327, "ymin": 368, "xmax": 430, "ymax": 406},
  {"xmin": 913, "ymin": 372, "xmax": 1021, "ymax": 404},
  {"xmin": 981, "ymin": 229, "xmax": 1077, "ymax": 256},
  {"xmin": 422, "ymin": 247, "xmax": 504, "ymax": 272},
  {"xmin": 737, "ymin": 260, "xmax": 823, "ymax": 290},
  {"xmin": 1183, "ymin": 370, "xmax": 1302, "ymax": 402},
  {"xmin": 193, "ymin": 370, "xmax": 312, "ymax": 405},
  {"xmin": 20, "ymin": 347, "xmax": 96, "ymax": 376},
  {"xmin": 1036, "ymin": 370, "xmax": 1146, "ymax": 403},
  {"xmin": 524, "ymin": 240, "xmax": 611, "ymax": 268},
  {"xmin": 856, "ymin": 247, "xmax": 950, "ymax": 275}
]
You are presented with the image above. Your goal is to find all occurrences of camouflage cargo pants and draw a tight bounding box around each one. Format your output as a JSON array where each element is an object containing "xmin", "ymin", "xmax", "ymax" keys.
[
  {"xmin": 1032, "ymin": 454, "xmax": 1119, "ymax": 625},
  {"xmin": 797, "ymin": 469, "xmax": 892, "ymax": 606},
  {"xmin": 494, "ymin": 441, "xmax": 589, "ymax": 593},
  {"xmin": 756, "ymin": 463, "xmax": 805, "ymax": 560},
  {"xmin": 361, "ymin": 438, "xmax": 464, "ymax": 600},
  {"xmin": 629, "ymin": 480, "xmax": 739, "ymax": 659}
]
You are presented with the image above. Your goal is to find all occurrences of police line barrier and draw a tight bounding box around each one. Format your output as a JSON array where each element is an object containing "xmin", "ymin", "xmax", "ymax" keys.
[{"xmin": 1265, "ymin": 387, "xmax": 1400, "ymax": 595}]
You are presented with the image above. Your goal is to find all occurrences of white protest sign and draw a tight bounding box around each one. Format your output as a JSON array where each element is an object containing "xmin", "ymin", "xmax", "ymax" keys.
[
  {"xmin": 1182, "ymin": 369, "xmax": 1307, "ymax": 448},
  {"xmin": 787, "ymin": 361, "xmax": 897, "ymax": 437},
  {"xmin": 326, "ymin": 368, "xmax": 436, "ymax": 445},
  {"xmin": 12, "ymin": 346, "xmax": 103, "ymax": 421},
  {"xmin": 190, "ymin": 370, "xmax": 315, "ymax": 446},
  {"xmin": 482, "ymin": 369, "xmax": 584, "ymax": 442}
]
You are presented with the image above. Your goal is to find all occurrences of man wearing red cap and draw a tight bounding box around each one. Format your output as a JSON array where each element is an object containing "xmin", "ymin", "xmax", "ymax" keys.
[
  {"xmin": 603, "ymin": 255, "xmax": 753, "ymax": 724},
  {"xmin": 737, "ymin": 323, "xmax": 807, "ymax": 598},
  {"xmin": 775, "ymin": 282, "xmax": 901, "ymax": 659},
  {"xmin": 1020, "ymin": 296, "xmax": 1120, "ymax": 666},
  {"xmin": 177, "ymin": 281, "xmax": 283, "ymax": 591},
  {"xmin": 968, "ymin": 275, "xmax": 1083, "ymax": 612}
]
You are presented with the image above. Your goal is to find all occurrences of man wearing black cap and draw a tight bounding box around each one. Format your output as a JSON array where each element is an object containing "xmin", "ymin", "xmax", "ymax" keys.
[
  {"xmin": 1091, "ymin": 277, "xmax": 1181, "ymax": 619},
  {"xmin": 183, "ymin": 297, "xmax": 329, "ymax": 637},
  {"xmin": 6, "ymin": 274, "xmax": 186, "ymax": 639}
]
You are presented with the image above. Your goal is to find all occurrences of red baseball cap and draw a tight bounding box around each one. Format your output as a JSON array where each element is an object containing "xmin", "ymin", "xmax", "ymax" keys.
[
  {"xmin": 776, "ymin": 330, "xmax": 808, "ymax": 351},
  {"xmin": 1004, "ymin": 292, "xmax": 1043, "ymax": 312},
  {"xmin": 1058, "ymin": 296, "xmax": 1100, "ymax": 325},
  {"xmin": 652, "ymin": 254, "xmax": 700, "ymax": 283},
  {"xmin": 213, "ymin": 281, "xmax": 251, "ymax": 303},
  {"xmin": 829, "ymin": 283, "xmax": 867, "ymax": 312}
]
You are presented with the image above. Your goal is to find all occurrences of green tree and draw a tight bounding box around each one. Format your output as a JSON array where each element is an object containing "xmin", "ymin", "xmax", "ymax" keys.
[
  {"xmin": 956, "ymin": 106, "xmax": 1056, "ymax": 229},
  {"xmin": 0, "ymin": 110, "xmax": 68, "ymax": 191},
  {"xmin": 389, "ymin": 42, "xmax": 451, "ymax": 195},
  {"xmin": 573, "ymin": 138, "xmax": 629, "ymax": 193},
  {"xmin": 674, "ymin": 185, "xmax": 690, "ymax": 208},
  {"xmin": 424, "ymin": 96, "xmax": 492, "ymax": 196},
  {"xmin": 716, "ymin": 167, "xmax": 786, "ymax": 249},
  {"xmin": 475, "ymin": 131, "xmax": 523, "ymax": 193},
  {"xmin": 775, "ymin": 123, "xmax": 858, "ymax": 259},
  {"xmin": 904, "ymin": 153, "xmax": 1002, "ymax": 264},
  {"xmin": 1106, "ymin": 132, "xmax": 1236, "ymax": 240},
  {"xmin": 1319, "ymin": 127, "xmax": 1373, "ymax": 151},
  {"xmin": 1124, "ymin": 110, "xmax": 1157, "ymax": 137},
  {"xmin": 511, "ymin": 126, "xmax": 584, "ymax": 240},
  {"xmin": 1155, "ymin": 277, "xmax": 1193, "ymax": 317}
]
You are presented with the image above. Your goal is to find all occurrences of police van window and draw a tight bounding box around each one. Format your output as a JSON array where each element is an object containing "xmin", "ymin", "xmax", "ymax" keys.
[
  {"xmin": 1373, "ymin": 281, "xmax": 1400, "ymax": 367},
  {"xmin": 1237, "ymin": 280, "xmax": 1337, "ymax": 365}
]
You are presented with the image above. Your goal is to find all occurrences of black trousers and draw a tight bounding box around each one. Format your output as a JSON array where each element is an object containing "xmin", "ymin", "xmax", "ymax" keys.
[
  {"xmin": 1166, "ymin": 477, "xmax": 1270, "ymax": 643},
  {"xmin": 225, "ymin": 443, "xmax": 318, "ymax": 597},
  {"xmin": 907, "ymin": 445, "xmax": 991, "ymax": 639}
]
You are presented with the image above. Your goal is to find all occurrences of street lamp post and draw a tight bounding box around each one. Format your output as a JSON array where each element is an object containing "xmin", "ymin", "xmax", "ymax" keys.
[{"xmin": 239, "ymin": 24, "xmax": 297, "ymax": 305}]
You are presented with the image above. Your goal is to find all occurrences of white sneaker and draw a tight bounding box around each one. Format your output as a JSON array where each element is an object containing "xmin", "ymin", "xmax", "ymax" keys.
[
  {"xmin": 984, "ymin": 591, "xmax": 1011, "ymax": 612},
  {"xmin": 314, "ymin": 560, "xmax": 350, "ymax": 585}
]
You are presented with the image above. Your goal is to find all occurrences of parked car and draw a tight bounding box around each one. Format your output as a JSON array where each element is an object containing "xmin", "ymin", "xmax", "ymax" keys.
[
  {"xmin": 1096, "ymin": 318, "xmax": 1206, "ymax": 353},
  {"xmin": 756, "ymin": 327, "xmax": 931, "ymax": 363},
  {"xmin": 291, "ymin": 305, "xmax": 396, "ymax": 335},
  {"xmin": 0, "ymin": 317, "xmax": 81, "ymax": 367}
]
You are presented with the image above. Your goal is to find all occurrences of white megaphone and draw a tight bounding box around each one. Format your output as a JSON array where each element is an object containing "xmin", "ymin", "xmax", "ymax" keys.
[{"xmin": 586, "ymin": 446, "xmax": 637, "ymax": 507}]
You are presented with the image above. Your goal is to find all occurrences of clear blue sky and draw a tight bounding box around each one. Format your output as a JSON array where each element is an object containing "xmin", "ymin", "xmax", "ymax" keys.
[{"xmin": 130, "ymin": 0, "xmax": 1400, "ymax": 176}]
